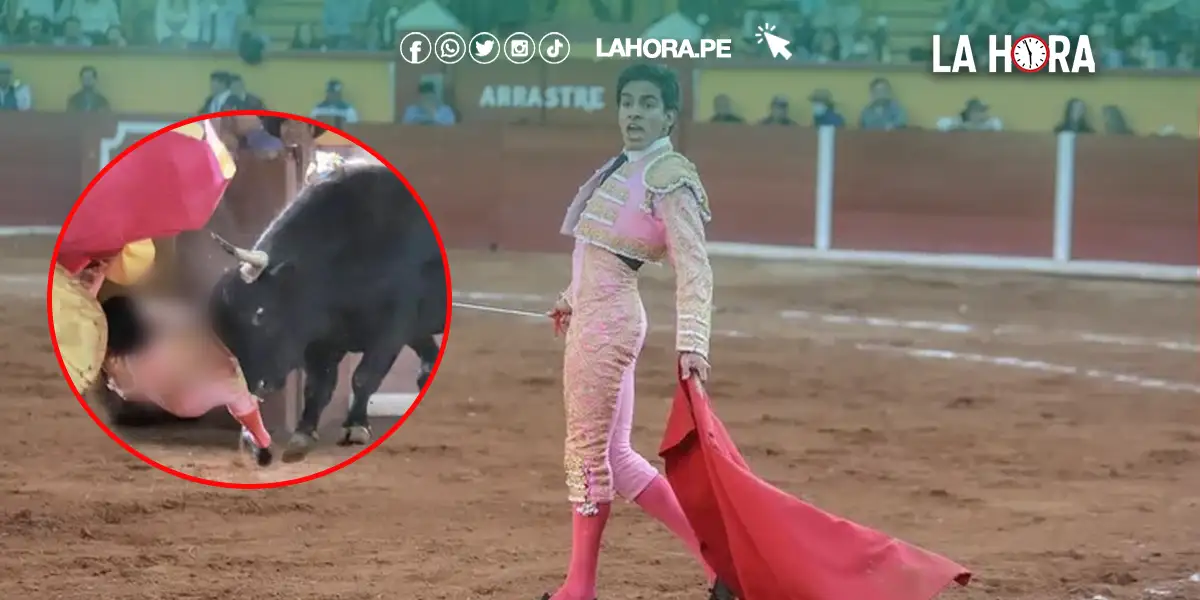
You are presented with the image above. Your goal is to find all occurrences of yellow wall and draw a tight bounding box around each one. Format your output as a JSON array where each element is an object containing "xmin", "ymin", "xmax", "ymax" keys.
[
  {"xmin": 696, "ymin": 67, "xmax": 1197, "ymax": 136},
  {"xmin": 0, "ymin": 50, "xmax": 395, "ymax": 122}
]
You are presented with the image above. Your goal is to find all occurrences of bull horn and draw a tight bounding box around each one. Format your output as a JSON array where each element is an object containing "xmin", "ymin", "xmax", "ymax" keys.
[{"xmin": 209, "ymin": 232, "xmax": 270, "ymax": 268}]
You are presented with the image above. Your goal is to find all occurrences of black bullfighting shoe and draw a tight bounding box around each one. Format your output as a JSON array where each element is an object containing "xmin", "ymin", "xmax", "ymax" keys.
[
  {"xmin": 708, "ymin": 579, "xmax": 736, "ymax": 600},
  {"xmin": 539, "ymin": 594, "xmax": 597, "ymax": 600},
  {"xmin": 239, "ymin": 428, "xmax": 274, "ymax": 467}
]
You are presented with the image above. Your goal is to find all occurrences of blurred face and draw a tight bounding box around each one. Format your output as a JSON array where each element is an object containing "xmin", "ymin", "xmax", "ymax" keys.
[
  {"xmin": 231, "ymin": 79, "xmax": 245, "ymax": 95},
  {"xmin": 81, "ymin": 70, "xmax": 96, "ymax": 88},
  {"xmin": 106, "ymin": 27, "xmax": 123, "ymax": 43},
  {"xmin": 1068, "ymin": 100, "xmax": 1084, "ymax": 121},
  {"xmin": 713, "ymin": 94, "xmax": 732, "ymax": 115},
  {"xmin": 619, "ymin": 80, "xmax": 675, "ymax": 151},
  {"xmin": 870, "ymin": 81, "xmax": 891, "ymax": 101},
  {"xmin": 28, "ymin": 19, "xmax": 44, "ymax": 36},
  {"xmin": 770, "ymin": 101, "xmax": 788, "ymax": 118},
  {"xmin": 210, "ymin": 77, "xmax": 227, "ymax": 95}
]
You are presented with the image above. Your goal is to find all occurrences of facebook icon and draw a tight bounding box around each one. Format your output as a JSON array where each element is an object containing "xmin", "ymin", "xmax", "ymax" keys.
[{"xmin": 399, "ymin": 32, "xmax": 431, "ymax": 64}]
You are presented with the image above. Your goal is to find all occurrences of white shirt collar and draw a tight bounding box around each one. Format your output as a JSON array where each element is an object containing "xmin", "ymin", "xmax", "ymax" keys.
[{"xmin": 623, "ymin": 136, "xmax": 672, "ymax": 162}]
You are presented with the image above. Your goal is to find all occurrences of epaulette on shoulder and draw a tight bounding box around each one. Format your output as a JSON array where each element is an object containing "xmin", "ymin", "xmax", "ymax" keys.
[{"xmin": 643, "ymin": 151, "xmax": 710, "ymax": 221}]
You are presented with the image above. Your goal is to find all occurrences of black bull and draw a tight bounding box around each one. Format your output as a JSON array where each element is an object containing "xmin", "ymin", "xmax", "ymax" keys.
[{"xmin": 210, "ymin": 164, "xmax": 447, "ymax": 462}]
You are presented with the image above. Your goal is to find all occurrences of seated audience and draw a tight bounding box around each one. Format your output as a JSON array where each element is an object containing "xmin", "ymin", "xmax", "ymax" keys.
[
  {"xmin": 936, "ymin": 98, "xmax": 1002, "ymax": 131},
  {"xmin": 808, "ymin": 89, "xmax": 845, "ymax": 127},
  {"xmin": 760, "ymin": 95, "xmax": 798, "ymax": 125},
  {"xmin": 710, "ymin": 94, "xmax": 744, "ymax": 123},
  {"xmin": 1054, "ymin": 98, "xmax": 1094, "ymax": 133},
  {"xmin": 401, "ymin": 81, "xmax": 456, "ymax": 126},
  {"xmin": 859, "ymin": 77, "xmax": 907, "ymax": 130},
  {"xmin": 61, "ymin": 0, "xmax": 121, "ymax": 40}
]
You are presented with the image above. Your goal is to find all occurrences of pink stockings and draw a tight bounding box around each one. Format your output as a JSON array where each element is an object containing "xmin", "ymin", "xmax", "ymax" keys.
[
  {"xmin": 551, "ymin": 479, "xmax": 713, "ymax": 600},
  {"xmin": 552, "ymin": 368, "xmax": 712, "ymax": 600}
]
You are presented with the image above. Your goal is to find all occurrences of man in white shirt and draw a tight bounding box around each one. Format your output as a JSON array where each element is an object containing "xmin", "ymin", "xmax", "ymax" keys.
[{"xmin": 0, "ymin": 63, "xmax": 33, "ymax": 112}]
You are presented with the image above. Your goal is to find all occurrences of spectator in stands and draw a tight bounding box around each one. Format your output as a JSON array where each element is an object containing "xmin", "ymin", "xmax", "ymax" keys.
[
  {"xmin": 0, "ymin": 62, "xmax": 32, "ymax": 111},
  {"xmin": 290, "ymin": 22, "xmax": 325, "ymax": 50},
  {"xmin": 15, "ymin": 16, "xmax": 52, "ymax": 44},
  {"xmin": 1126, "ymin": 32, "xmax": 1169, "ymax": 68},
  {"xmin": 61, "ymin": 0, "xmax": 120, "ymax": 40},
  {"xmin": 1013, "ymin": 1, "xmax": 1063, "ymax": 36},
  {"xmin": 760, "ymin": 95, "xmax": 798, "ymax": 125},
  {"xmin": 67, "ymin": 65, "xmax": 110, "ymax": 112},
  {"xmin": 808, "ymin": 27, "xmax": 841, "ymax": 62},
  {"xmin": 1175, "ymin": 40, "xmax": 1194, "ymax": 68},
  {"xmin": 104, "ymin": 24, "xmax": 127, "ymax": 46},
  {"xmin": 199, "ymin": 71, "xmax": 232, "ymax": 114},
  {"xmin": 868, "ymin": 16, "xmax": 891, "ymax": 62},
  {"xmin": 222, "ymin": 74, "xmax": 266, "ymax": 110},
  {"xmin": 402, "ymin": 81, "xmax": 455, "ymax": 126},
  {"xmin": 323, "ymin": 0, "xmax": 369, "ymax": 50},
  {"xmin": 936, "ymin": 98, "xmax": 1002, "ymax": 131},
  {"xmin": 1054, "ymin": 98, "xmax": 1094, "ymax": 133},
  {"xmin": 845, "ymin": 31, "xmax": 876, "ymax": 61},
  {"xmin": 11, "ymin": 0, "xmax": 58, "ymax": 27},
  {"xmin": 197, "ymin": 0, "xmax": 246, "ymax": 50},
  {"xmin": 859, "ymin": 77, "xmax": 907, "ymax": 130},
  {"xmin": 311, "ymin": 79, "xmax": 359, "ymax": 127},
  {"xmin": 710, "ymin": 94, "xmax": 744, "ymax": 123},
  {"xmin": 1101, "ymin": 105, "xmax": 1133, "ymax": 134},
  {"xmin": 1089, "ymin": 22, "xmax": 1125, "ymax": 68},
  {"xmin": 55, "ymin": 16, "xmax": 91, "ymax": 46},
  {"xmin": 808, "ymin": 89, "xmax": 845, "ymax": 127},
  {"xmin": 155, "ymin": 0, "xmax": 199, "ymax": 46},
  {"xmin": 130, "ymin": 9, "xmax": 156, "ymax": 45}
]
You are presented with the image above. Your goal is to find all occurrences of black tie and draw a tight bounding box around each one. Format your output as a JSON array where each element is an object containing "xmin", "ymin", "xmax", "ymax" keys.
[{"xmin": 597, "ymin": 153, "xmax": 627, "ymax": 185}]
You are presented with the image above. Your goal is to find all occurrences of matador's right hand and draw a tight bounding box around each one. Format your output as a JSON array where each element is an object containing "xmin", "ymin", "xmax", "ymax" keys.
[{"xmin": 547, "ymin": 294, "xmax": 571, "ymax": 337}]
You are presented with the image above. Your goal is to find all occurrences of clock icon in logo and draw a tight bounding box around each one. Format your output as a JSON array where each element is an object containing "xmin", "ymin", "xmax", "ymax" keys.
[{"xmin": 1011, "ymin": 34, "xmax": 1048, "ymax": 73}]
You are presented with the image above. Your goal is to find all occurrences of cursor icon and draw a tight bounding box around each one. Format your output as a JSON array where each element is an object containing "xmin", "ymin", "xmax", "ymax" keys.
[{"xmin": 755, "ymin": 23, "xmax": 793, "ymax": 60}]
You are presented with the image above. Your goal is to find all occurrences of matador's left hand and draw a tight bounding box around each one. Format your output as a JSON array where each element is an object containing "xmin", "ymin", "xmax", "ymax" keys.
[{"xmin": 679, "ymin": 352, "xmax": 710, "ymax": 382}]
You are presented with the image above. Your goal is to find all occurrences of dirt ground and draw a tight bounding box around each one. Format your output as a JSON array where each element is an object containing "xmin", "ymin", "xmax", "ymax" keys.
[{"xmin": 2, "ymin": 235, "xmax": 1198, "ymax": 600}]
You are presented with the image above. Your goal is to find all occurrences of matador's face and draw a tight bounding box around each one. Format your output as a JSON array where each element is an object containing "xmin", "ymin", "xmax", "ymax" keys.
[{"xmin": 619, "ymin": 80, "xmax": 676, "ymax": 151}]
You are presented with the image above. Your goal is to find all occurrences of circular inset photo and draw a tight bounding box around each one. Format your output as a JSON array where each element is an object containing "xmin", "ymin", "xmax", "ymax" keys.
[{"xmin": 47, "ymin": 111, "xmax": 451, "ymax": 488}]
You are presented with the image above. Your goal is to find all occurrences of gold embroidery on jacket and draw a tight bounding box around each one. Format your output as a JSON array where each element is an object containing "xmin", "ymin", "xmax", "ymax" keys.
[
  {"xmin": 575, "ymin": 219, "xmax": 667, "ymax": 263},
  {"xmin": 643, "ymin": 152, "xmax": 711, "ymax": 221},
  {"xmin": 658, "ymin": 186, "xmax": 714, "ymax": 358}
]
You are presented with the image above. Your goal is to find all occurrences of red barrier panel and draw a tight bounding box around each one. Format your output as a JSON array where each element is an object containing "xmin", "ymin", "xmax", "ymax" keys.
[
  {"xmin": 832, "ymin": 130, "xmax": 1058, "ymax": 256},
  {"xmin": 1071, "ymin": 135, "xmax": 1198, "ymax": 266},
  {"xmin": 1, "ymin": 113, "xmax": 1194, "ymax": 271}
]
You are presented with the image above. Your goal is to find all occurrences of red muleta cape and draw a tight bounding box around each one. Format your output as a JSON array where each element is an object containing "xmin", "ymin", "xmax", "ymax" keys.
[
  {"xmin": 659, "ymin": 377, "xmax": 971, "ymax": 600},
  {"xmin": 57, "ymin": 119, "xmax": 234, "ymax": 273}
]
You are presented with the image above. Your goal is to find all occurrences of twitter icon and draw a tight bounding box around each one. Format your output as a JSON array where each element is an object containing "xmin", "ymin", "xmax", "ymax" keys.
[{"xmin": 469, "ymin": 32, "xmax": 501, "ymax": 64}]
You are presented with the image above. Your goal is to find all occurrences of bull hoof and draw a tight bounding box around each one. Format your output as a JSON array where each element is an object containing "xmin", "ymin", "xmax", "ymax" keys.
[
  {"xmin": 338, "ymin": 425, "xmax": 371, "ymax": 446},
  {"xmin": 282, "ymin": 431, "xmax": 318, "ymax": 463}
]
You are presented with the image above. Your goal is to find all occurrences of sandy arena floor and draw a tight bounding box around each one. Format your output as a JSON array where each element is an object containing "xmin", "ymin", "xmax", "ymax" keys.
[{"xmin": 1, "ymin": 235, "xmax": 1197, "ymax": 600}]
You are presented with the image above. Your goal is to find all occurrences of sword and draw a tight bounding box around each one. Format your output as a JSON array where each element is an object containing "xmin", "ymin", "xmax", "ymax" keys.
[{"xmin": 452, "ymin": 301, "xmax": 545, "ymax": 319}]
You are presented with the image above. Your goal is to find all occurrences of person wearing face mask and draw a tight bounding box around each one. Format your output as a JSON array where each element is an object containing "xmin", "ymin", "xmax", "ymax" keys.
[
  {"xmin": 808, "ymin": 89, "xmax": 845, "ymax": 127},
  {"xmin": 544, "ymin": 62, "xmax": 725, "ymax": 600}
]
